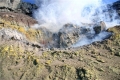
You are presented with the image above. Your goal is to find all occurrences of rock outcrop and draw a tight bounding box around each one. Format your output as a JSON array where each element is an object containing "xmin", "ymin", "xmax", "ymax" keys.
[
  {"xmin": 0, "ymin": 28, "xmax": 26, "ymax": 41},
  {"xmin": 18, "ymin": 2, "xmax": 38, "ymax": 16},
  {"xmin": 58, "ymin": 22, "xmax": 107, "ymax": 48},
  {"xmin": 93, "ymin": 21, "xmax": 106, "ymax": 34},
  {"xmin": 0, "ymin": 0, "xmax": 20, "ymax": 10},
  {"xmin": 59, "ymin": 24, "xmax": 89, "ymax": 48},
  {"xmin": 0, "ymin": 0, "xmax": 110, "ymax": 48},
  {"xmin": 0, "ymin": 11, "xmax": 54, "ymax": 48},
  {"xmin": 0, "ymin": 12, "xmax": 38, "ymax": 28},
  {"xmin": 0, "ymin": 0, "xmax": 37, "ymax": 16}
]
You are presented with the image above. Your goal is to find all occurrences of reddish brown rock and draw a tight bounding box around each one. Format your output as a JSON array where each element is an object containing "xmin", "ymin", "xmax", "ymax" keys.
[{"xmin": 0, "ymin": 12, "xmax": 38, "ymax": 28}]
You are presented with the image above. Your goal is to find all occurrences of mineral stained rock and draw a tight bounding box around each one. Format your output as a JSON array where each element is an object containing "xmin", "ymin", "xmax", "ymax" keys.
[
  {"xmin": 0, "ymin": 11, "xmax": 108, "ymax": 48},
  {"xmin": 0, "ymin": 26, "xmax": 119, "ymax": 80},
  {"xmin": 0, "ymin": 11, "xmax": 54, "ymax": 48},
  {"xmin": 0, "ymin": 0, "xmax": 120, "ymax": 80}
]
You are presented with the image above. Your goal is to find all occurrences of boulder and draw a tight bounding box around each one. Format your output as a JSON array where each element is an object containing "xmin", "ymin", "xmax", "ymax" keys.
[
  {"xmin": 93, "ymin": 21, "xmax": 106, "ymax": 34},
  {"xmin": 58, "ymin": 23, "xmax": 91, "ymax": 48},
  {"xmin": 58, "ymin": 24, "xmax": 79, "ymax": 48}
]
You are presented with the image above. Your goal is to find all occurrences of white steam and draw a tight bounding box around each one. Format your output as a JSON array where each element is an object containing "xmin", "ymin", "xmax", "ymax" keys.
[
  {"xmin": 34, "ymin": 0, "xmax": 119, "ymax": 31},
  {"xmin": 72, "ymin": 31, "xmax": 112, "ymax": 47},
  {"xmin": 33, "ymin": 0, "xmax": 119, "ymax": 47}
]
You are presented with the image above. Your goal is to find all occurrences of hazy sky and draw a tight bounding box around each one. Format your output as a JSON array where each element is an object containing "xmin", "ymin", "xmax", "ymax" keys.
[{"xmin": 22, "ymin": 0, "xmax": 118, "ymax": 4}]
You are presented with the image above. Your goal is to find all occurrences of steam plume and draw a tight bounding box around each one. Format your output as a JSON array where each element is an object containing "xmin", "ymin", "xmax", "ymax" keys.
[{"xmin": 33, "ymin": 0, "xmax": 119, "ymax": 47}]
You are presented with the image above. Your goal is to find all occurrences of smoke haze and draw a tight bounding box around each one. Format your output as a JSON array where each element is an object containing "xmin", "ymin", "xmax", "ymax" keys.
[{"xmin": 33, "ymin": 0, "xmax": 119, "ymax": 47}]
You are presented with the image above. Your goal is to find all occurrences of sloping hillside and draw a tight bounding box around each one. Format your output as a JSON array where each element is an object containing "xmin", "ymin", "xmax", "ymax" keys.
[{"xmin": 0, "ymin": 0, "xmax": 120, "ymax": 80}]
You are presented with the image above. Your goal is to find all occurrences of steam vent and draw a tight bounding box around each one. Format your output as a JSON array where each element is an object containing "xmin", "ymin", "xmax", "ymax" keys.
[{"xmin": 0, "ymin": 0, "xmax": 120, "ymax": 80}]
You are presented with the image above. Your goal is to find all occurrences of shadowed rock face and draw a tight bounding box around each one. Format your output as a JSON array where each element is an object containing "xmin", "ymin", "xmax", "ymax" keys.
[
  {"xmin": 112, "ymin": 0, "xmax": 120, "ymax": 15},
  {"xmin": 18, "ymin": 2, "xmax": 38, "ymax": 15}
]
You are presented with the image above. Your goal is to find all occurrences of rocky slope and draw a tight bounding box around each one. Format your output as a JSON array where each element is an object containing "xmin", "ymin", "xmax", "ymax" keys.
[
  {"xmin": 0, "ymin": 0, "xmax": 37, "ymax": 16},
  {"xmin": 0, "ymin": 0, "xmax": 120, "ymax": 80},
  {"xmin": 0, "ymin": 25, "xmax": 120, "ymax": 80}
]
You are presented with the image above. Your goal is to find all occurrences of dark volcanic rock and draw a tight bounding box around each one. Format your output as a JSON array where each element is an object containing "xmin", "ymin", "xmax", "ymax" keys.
[
  {"xmin": 112, "ymin": 0, "xmax": 120, "ymax": 15},
  {"xmin": 93, "ymin": 21, "xmax": 106, "ymax": 34},
  {"xmin": 18, "ymin": 2, "xmax": 38, "ymax": 16}
]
